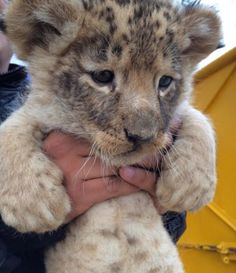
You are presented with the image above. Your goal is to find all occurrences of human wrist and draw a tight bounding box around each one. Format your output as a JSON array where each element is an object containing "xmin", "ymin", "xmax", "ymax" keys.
[
  {"xmin": 0, "ymin": 58, "xmax": 10, "ymax": 74},
  {"xmin": 0, "ymin": 31, "xmax": 13, "ymax": 74},
  {"xmin": 0, "ymin": 46, "xmax": 12, "ymax": 74}
]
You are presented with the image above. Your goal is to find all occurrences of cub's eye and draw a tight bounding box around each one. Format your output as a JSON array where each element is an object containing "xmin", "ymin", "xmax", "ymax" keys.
[
  {"xmin": 91, "ymin": 70, "xmax": 114, "ymax": 85},
  {"xmin": 158, "ymin": 76, "xmax": 173, "ymax": 89}
]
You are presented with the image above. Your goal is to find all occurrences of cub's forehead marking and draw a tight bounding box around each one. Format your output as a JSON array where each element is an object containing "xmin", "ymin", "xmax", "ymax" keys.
[
  {"xmin": 79, "ymin": 0, "xmax": 181, "ymax": 71},
  {"xmin": 82, "ymin": 0, "xmax": 178, "ymax": 35}
]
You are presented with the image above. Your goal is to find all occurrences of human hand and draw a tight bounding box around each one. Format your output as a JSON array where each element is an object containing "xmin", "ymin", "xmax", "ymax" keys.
[
  {"xmin": 43, "ymin": 117, "xmax": 181, "ymax": 223},
  {"xmin": 43, "ymin": 132, "xmax": 140, "ymax": 223},
  {"xmin": 0, "ymin": 0, "xmax": 12, "ymax": 74}
]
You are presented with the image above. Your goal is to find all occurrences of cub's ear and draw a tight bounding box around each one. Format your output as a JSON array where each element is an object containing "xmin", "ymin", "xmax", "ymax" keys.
[
  {"xmin": 5, "ymin": 0, "xmax": 80, "ymax": 60},
  {"xmin": 180, "ymin": 4, "xmax": 222, "ymax": 65}
]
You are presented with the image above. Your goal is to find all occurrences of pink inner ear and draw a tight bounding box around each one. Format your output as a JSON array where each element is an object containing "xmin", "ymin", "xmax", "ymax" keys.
[
  {"xmin": 196, "ymin": 20, "xmax": 211, "ymax": 36},
  {"xmin": 181, "ymin": 37, "xmax": 191, "ymax": 52}
]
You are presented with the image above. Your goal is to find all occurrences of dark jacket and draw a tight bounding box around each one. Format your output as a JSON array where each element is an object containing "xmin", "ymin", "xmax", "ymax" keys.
[
  {"xmin": 0, "ymin": 64, "xmax": 186, "ymax": 273},
  {"xmin": 0, "ymin": 64, "xmax": 29, "ymax": 123}
]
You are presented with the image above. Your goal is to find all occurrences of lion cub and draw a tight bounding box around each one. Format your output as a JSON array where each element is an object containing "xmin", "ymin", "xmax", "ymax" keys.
[{"xmin": 0, "ymin": 0, "xmax": 220, "ymax": 272}]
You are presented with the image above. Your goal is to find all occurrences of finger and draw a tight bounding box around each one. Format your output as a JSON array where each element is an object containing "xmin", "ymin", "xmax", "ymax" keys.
[
  {"xmin": 66, "ymin": 176, "xmax": 139, "ymax": 221},
  {"xmin": 43, "ymin": 131, "xmax": 91, "ymax": 159},
  {"xmin": 80, "ymin": 176, "xmax": 139, "ymax": 203},
  {"xmin": 119, "ymin": 167, "xmax": 156, "ymax": 196}
]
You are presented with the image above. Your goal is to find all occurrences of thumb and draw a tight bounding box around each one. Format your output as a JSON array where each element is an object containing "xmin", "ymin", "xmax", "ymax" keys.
[{"xmin": 119, "ymin": 166, "xmax": 156, "ymax": 196}]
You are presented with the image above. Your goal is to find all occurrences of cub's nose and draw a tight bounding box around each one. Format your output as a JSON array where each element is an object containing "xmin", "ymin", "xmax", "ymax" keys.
[
  {"xmin": 123, "ymin": 108, "xmax": 158, "ymax": 145},
  {"xmin": 124, "ymin": 128, "xmax": 154, "ymax": 144}
]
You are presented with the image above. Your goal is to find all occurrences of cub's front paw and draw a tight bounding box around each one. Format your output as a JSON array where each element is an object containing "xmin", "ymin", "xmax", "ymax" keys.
[
  {"xmin": 0, "ymin": 155, "xmax": 71, "ymax": 233},
  {"xmin": 156, "ymin": 138, "xmax": 216, "ymax": 212}
]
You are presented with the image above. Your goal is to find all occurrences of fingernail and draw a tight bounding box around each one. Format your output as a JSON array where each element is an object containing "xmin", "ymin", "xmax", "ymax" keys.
[{"xmin": 120, "ymin": 167, "xmax": 135, "ymax": 179}]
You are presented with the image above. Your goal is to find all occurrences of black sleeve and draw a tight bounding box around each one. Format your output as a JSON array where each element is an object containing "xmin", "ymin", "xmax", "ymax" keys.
[
  {"xmin": 0, "ymin": 216, "xmax": 67, "ymax": 273},
  {"xmin": 0, "ymin": 64, "xmax": 29, "ymax": 124},
  {"xmin": 0, "ymin": 238, "xmax": 21, "ymax": 273},
  {"xmin": 162, "ymin": 211, "xmax": 187, "ymax": 243}
]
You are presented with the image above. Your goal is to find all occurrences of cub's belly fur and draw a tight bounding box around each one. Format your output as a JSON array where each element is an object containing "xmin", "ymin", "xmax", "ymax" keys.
[{"xmin": 46, "ymin": 193, "xmax": 184, "ymax": 273}]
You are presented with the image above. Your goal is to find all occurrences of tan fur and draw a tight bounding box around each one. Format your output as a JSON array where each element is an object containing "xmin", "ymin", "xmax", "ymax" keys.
[{"xmin": 0, "ymin": 0, "xmax": 221, "ymax": 272}]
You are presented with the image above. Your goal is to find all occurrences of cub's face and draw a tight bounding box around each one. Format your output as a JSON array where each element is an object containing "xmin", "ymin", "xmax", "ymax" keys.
[{"xmin": 6, "ymin": 0, "xmax": 221, "ymax": 165}]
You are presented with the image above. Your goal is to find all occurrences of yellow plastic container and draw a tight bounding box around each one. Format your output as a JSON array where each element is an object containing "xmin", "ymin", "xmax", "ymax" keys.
[{"xmin": 178, "ymin": 47, "xmax": 236, "ymax": 272}]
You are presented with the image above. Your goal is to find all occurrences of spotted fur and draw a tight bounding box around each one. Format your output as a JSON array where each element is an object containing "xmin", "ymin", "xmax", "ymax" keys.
[{"xmin": 0, "ymin": 0, "xmax": 220, "ymax": 272}]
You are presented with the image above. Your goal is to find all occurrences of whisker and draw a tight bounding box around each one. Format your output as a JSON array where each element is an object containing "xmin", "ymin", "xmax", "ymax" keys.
[{"xmin": 72, "ymin": 156, "xmax": 91, "ymax": 184}]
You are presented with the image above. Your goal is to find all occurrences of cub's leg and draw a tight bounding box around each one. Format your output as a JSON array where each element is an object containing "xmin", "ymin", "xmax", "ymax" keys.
[
  {"xmin": 0, "ymin": 108, "xmax": 71, "ymax": 233},
  {"xmin": 156, "ymin": 104, "xmax": 216, "ymax": 212}
]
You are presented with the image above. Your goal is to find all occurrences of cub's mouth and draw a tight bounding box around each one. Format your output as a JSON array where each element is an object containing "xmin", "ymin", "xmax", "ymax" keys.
[{"xmin": 93, "ymin": 131, "xmax": 169, "ymax": 167}]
